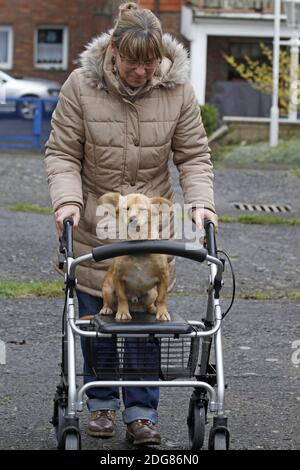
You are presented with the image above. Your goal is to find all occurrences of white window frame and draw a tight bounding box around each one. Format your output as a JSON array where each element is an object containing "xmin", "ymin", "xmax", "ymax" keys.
[
  {"xmin": 0, "ymin": 26, "xmax": 13, "ymax": 69},
  {"xmin": 34, "ymin": 25, "xmax": 68, "ymax": 70}
]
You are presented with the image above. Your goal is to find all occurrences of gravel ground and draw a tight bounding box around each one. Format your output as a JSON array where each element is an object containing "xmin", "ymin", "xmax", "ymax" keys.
[
  {"xmin": 0, "ymin": 152, "xmax": 299, "ymax": 293},
  {"xmin": 0, "ymin": 297, "xmax": 299, "ymax": 450},
  {"xmin": 0, "ymin": 151, "xmax": 299, "ymax": 451},
  {"xmin": 0, "ymin": 151, "xmax": 51, "ymax": 208},
  {"xmin": 213, "ymin": 167, "xmax": 300, "ymax": 218},
  {"xmin": 1, "ymin": 151, "xmax": 300, "ymax": 216}
]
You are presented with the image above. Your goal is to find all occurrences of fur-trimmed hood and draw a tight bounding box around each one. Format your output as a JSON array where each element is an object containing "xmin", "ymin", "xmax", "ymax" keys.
[{"xmin": 78, "ymin": 31, "xmax": 190, "ymax": 90}]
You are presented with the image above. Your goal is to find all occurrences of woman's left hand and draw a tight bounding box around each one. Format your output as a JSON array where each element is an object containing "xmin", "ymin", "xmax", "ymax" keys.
[
  {"xmin": 192, "ymin": 207, "xmax": 219, "ymax": 232},
  {"xmin": 203, "ymin": 208, "xmax": 218, "ymax": 232}
]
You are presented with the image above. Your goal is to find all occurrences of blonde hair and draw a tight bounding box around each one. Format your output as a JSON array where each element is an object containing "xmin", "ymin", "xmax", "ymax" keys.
[{"xmin": 111, "ymin": 2, "xmax": 164, "ymax": 62}]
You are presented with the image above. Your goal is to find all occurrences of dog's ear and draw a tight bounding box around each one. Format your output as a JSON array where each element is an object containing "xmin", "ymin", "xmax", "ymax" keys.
[
  {"xmin": 97, "ymin": 192, "xmax": 121, "ymax": 207},
  {"xmin": 150, "ymin": 197, "xmax": 174, "ymax": 237},
  {"xmin": 150, "ymin": 197, "xmax": 173, "ymax": 212}
]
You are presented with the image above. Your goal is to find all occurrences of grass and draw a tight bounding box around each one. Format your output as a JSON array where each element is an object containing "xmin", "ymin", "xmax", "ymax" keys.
[
  {"xmin": 180, "ymin": 211, "xmax": 299, "ymax": 226},
  {"xmin": 0, "ymin": 280, "xmax": 298, "ymax": 301},
  {"xmin": 213, "ymin": 139, "xmax": 300, "ymax": 166},
  {"xmin": 0, "ymin": 280, "xmax": 64, "ymax": 298},
  {"xmin": 292, "ymin": 168, "xmax": 300, "ymax": 179},
  {"xmin": 213, "ymin": 144, "xmax": 237, "ymax": 162},
  {"xmin": 0, "ymin": 204, "xmax": 52, "ymax": 214},
  {"xmin": 239, "ymin": 290, "xmax": 300, "ymax": 301},
  {"xmin": 219, "ymin": 215, "xmax": 300, "ymax": 226}
]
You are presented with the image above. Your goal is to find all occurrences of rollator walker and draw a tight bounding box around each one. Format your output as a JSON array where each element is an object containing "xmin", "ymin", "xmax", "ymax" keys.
[{"xmin": 51, "ymin": 217, "xmax": 234, "ymax": 450}]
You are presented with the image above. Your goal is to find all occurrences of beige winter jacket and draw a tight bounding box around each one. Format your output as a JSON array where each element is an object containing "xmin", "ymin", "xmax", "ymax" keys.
[{"xmin": 45, "ymin": 32, "xmax": 215, "ymax": 297}]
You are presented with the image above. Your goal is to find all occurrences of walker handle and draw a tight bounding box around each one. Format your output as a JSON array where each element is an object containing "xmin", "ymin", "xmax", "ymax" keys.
[
  {"xmin": 61, "ymin": 218, "xmax": 74, "ymax": 258},
  {"xmin": 204, "ymin": 218, "xmax": 217, "ymax": 258},
  {"xmin": 92, "ymin": 240, "xmax": 208, "ymax": 264}
]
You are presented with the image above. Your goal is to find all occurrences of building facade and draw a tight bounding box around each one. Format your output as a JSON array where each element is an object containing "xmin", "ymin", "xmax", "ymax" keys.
[
  {"xmin": 0, "ymin": 0, "xmax": 185, "ymax": 84},
  {"xmin": 0, "ymin": 0, "xmax": 295, "ymax": 117},
  {"xmin": 181, "ymin": 0, "xmax": 293, "ymax": 110}
]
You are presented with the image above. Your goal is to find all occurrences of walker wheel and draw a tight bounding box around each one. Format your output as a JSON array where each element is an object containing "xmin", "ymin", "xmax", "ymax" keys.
[
  {"xmin": 212, "ymin": 431, "xmax": 227, "ymax": 450},
  {"xmin": 187, "ymin": 401, "xmax": 206, "ymax": 450},
  {"xmin": 52, "ymin": 399, "xmax": 81, "ymax": 450},
  {"xmin": 64, "ymin": 432, "xmax": 81, "ymax": 450},
  {"xmin": 53, "ymin": 403, "xmax": 67, "ymax": 448},
  {"xmin": 208, "ymin": 427, "xmax": 230, "ymax": 450}
]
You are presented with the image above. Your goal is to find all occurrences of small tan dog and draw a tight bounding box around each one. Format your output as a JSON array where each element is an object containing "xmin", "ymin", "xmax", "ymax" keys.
[{"xmin": 97, "ymin": 192, "xmax": 173, "ymax": 322}]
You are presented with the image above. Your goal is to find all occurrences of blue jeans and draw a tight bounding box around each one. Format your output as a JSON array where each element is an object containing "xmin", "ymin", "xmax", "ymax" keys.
[{"xmin": 77, "ymin": 290, "xmax": 160, "ymax": 424}]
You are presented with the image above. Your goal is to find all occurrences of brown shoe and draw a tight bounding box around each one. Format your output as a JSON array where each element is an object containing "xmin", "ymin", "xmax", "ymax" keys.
[
  {"xmin": 126, "ymin": 419, "xmax": 161, "ymax": 446},
  {"xmin": 87, "ymin": 410, "xmax": 116, "ymax": 437}
]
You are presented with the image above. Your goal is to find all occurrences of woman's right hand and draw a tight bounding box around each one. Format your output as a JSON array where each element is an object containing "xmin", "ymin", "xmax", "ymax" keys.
[{"xmin": 54, "ymin": 204, "xmax": 81, "ymax": 238}]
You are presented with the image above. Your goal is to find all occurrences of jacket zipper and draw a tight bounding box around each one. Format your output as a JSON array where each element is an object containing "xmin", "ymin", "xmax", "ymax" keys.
[
  {"xmin": 132, "ymin": 108, "xmax": 141, "ymax": 186},
  {"xmin": 122, "ymin": 98, "xmax": 140, "ymax": 187},
  {"xmin": 121, "ymin": 101, "xmax": 127, "ymax": 186}
]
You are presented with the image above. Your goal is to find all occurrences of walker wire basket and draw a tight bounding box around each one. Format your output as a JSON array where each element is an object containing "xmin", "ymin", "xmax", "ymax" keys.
[{"xmin": 84, "ymin": 335, "xmax": 200, "ymax": 381}]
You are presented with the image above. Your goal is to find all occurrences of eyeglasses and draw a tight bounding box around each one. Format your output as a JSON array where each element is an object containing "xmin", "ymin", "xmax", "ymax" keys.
[{"xmin": 117, "ymin": 52, "xmax": 160, "ymax": 71}]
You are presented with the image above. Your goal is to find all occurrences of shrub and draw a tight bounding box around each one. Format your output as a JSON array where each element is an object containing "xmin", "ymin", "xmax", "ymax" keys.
[{"xmin": 200, "ymin": 103, "xmax": 219, "ymax": 136}]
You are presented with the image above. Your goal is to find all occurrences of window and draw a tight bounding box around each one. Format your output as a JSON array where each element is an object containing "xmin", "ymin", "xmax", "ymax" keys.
[
  {"xmin": 34, "ymin": 26, "xmax": 68, "ymax": 70},
  {"xmin": 230, "ymin": 42, "xmax": 262, "ymax": 60},
  {"xmin": 0, "ymin": 26, "xmax": 13, "ymax": 69}
]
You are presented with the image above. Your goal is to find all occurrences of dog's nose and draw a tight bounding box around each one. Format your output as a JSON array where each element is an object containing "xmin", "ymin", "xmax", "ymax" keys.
[{"xmin": 129, "ymin": 215, "xmax": 138, "ymax": 224}]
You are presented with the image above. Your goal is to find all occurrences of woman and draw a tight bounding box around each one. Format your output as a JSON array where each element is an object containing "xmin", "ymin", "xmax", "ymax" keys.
[{"xmin": 45, "ymin": 2, "xmax": 217, "ymax": 446}]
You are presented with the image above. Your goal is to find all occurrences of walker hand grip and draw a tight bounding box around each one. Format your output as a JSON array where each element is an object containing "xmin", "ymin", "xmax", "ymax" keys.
[
  {"xmin": 204, "ymin": 218, "xmax": 217, "ymax": 258},
  {"xmin": 92, "ymin": 240, "xmax": 208, "ymax": 264},
  {"xmin": 62, "ymin": 218, "xmax": 74, "ymax": 258},
  {"xmin": 204, "ymin": 219, "xmax": 224, "ymax": 289}
]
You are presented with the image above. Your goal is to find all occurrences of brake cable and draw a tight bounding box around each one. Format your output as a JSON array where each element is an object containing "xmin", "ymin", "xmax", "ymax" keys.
[{"xmin": 217, "ymin": 249, "xmax": 236, "ymax": 319}]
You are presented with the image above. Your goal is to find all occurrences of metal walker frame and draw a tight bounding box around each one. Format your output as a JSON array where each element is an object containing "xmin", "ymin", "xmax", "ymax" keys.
[{"xmin": 51, "ymin": 218, "xmax": 231, "ymax": 450}]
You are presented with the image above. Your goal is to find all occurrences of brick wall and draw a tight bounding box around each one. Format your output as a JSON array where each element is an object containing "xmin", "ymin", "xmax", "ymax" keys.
[
  {"xmin": 140, "ymin": 0, "xmax": 184, "ymax": 12},
  {"xmin": 0, "ymin": 0, "xmax": 187, "ymax": 82},
  {"xmin": 0, "ymin": 0, "xmax": 116, "ymax": 82},
  {"xmin": 140, "ymin": 0, "xmax": 187, "ymax": 45}
]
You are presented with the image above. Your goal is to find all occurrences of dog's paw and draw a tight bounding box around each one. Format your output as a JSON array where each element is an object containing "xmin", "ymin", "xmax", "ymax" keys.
[
  {"xmin": 115, "ymin": 310, "xmax": 132, "ymax": 321},
  {"xmin": 156, "ymin": 308, "xmax": 171, "ymax": 322},
  {"xmin": 100, "ymin": 306, "xmax": 113, "ymax": 316},
  {"xmin": 146, "ymin": 303, "xmax": 157, "ymax": 315}
]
